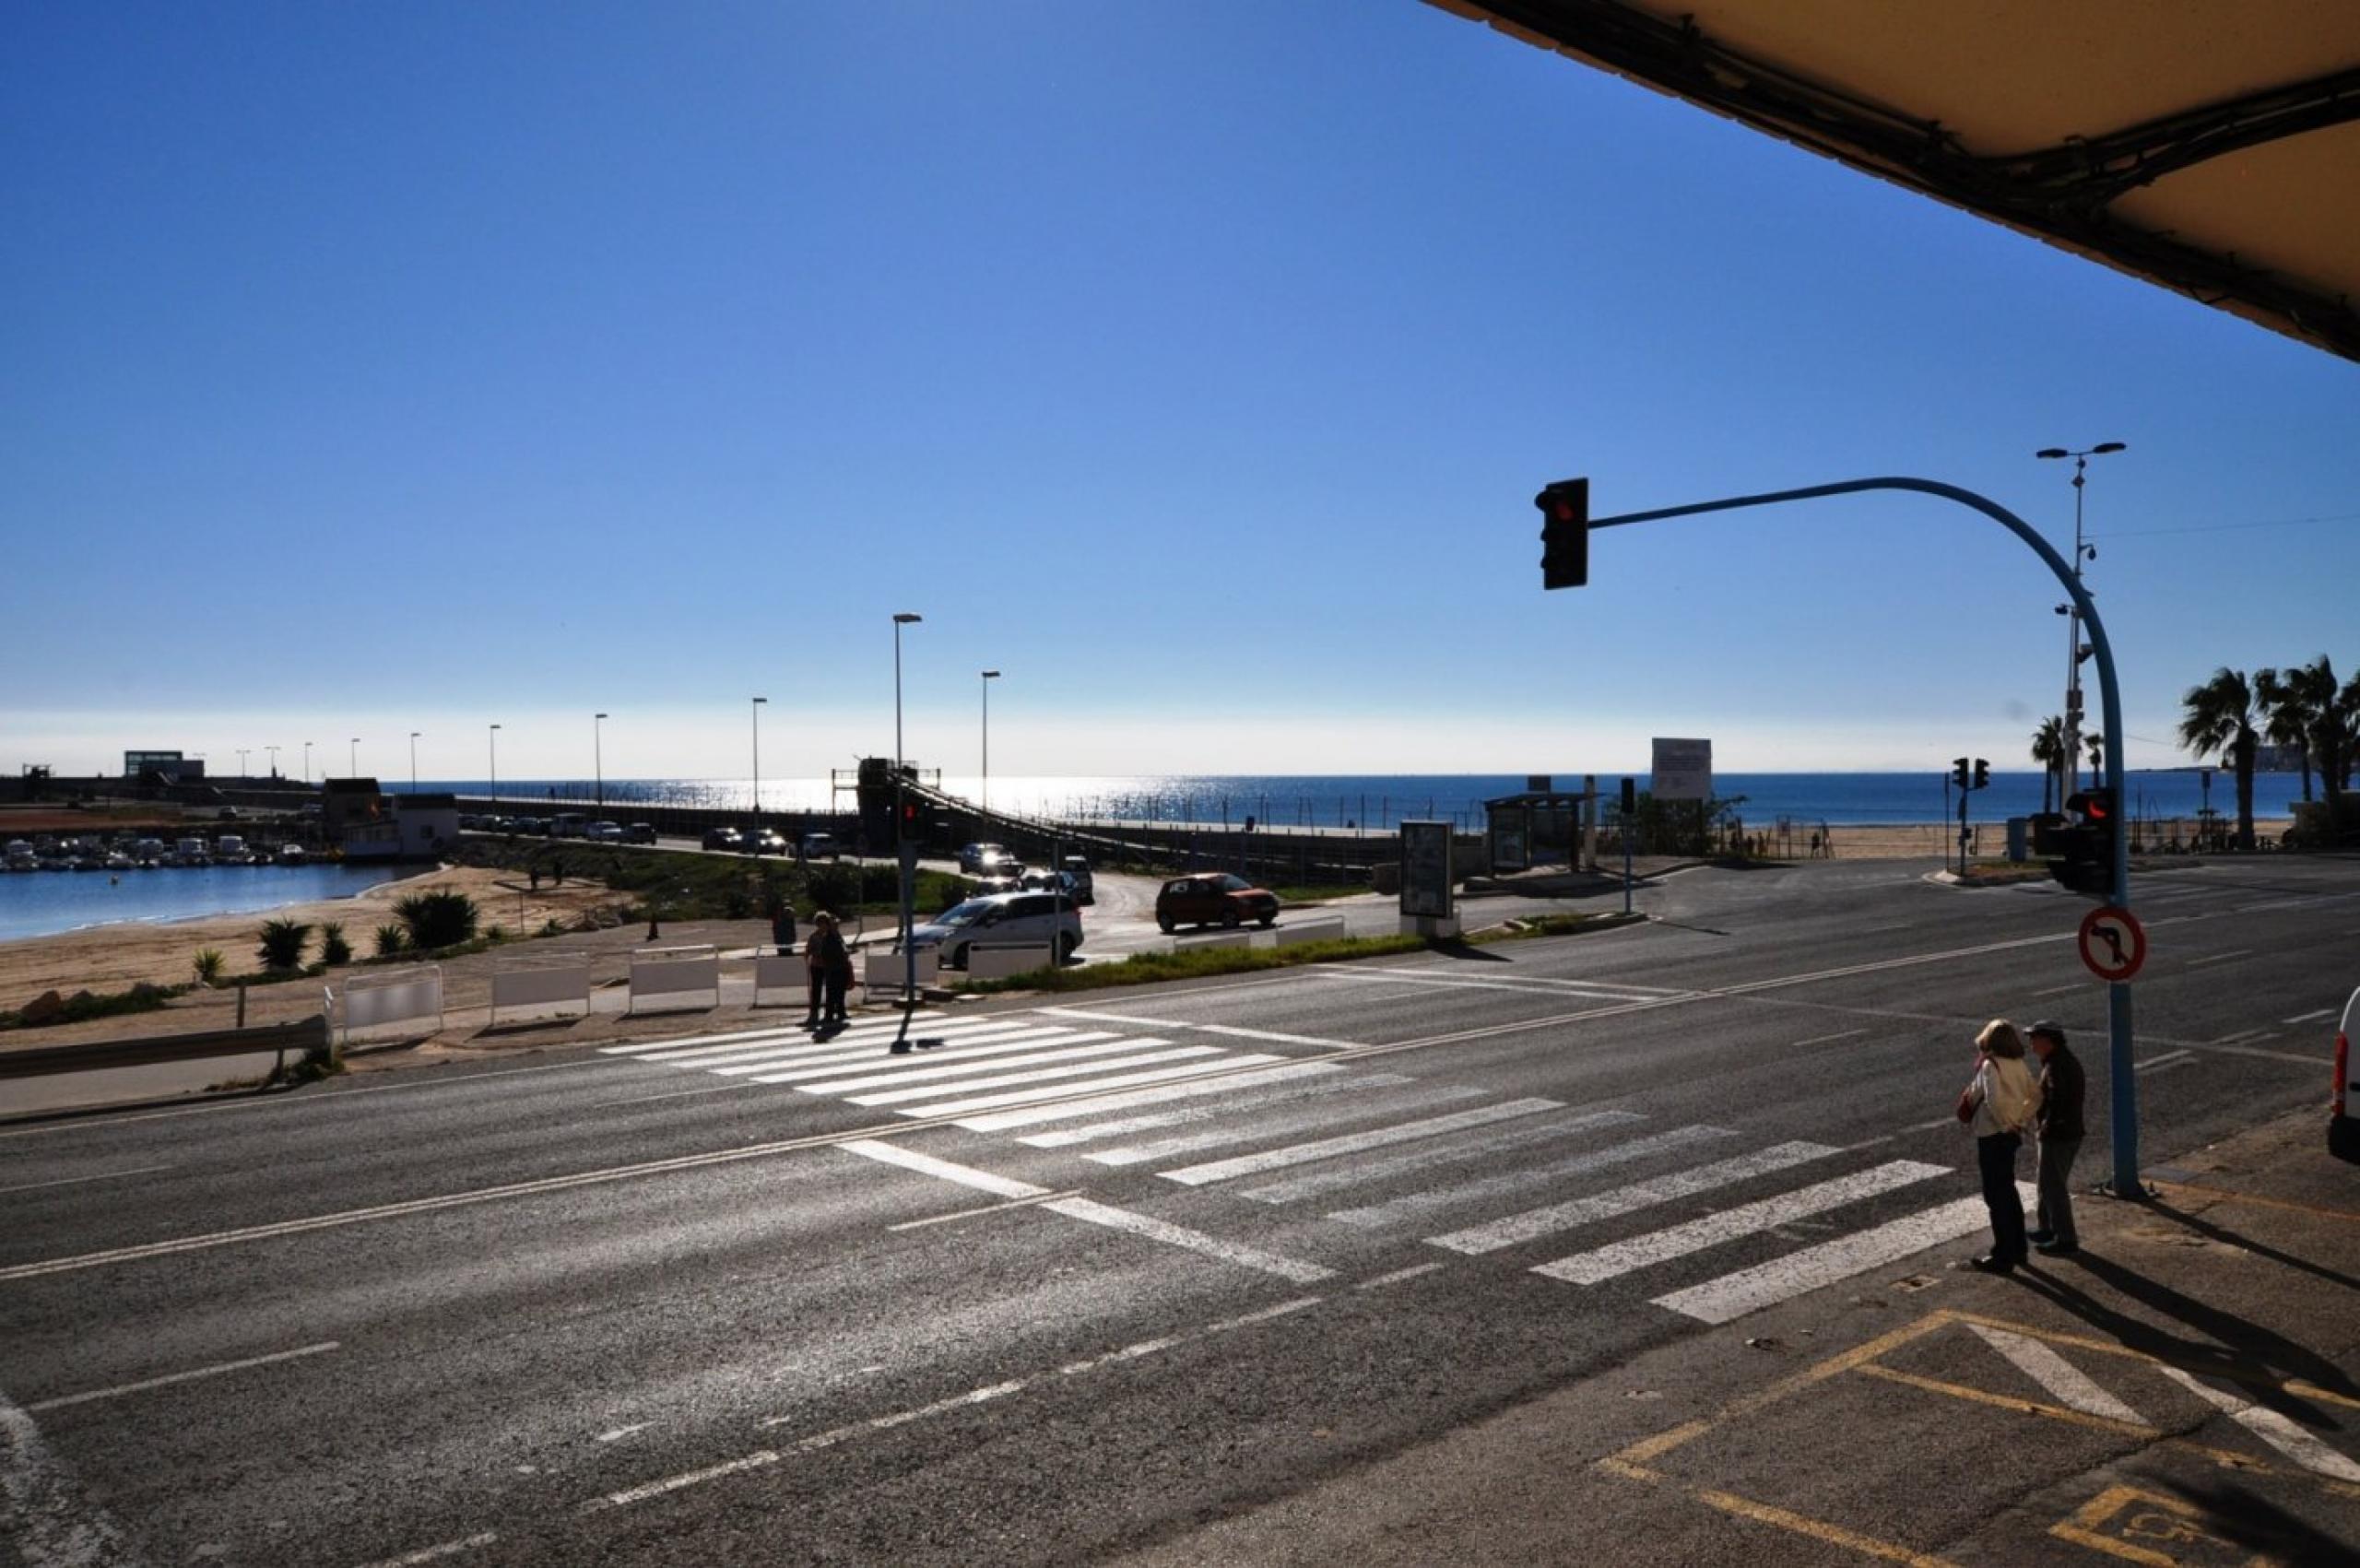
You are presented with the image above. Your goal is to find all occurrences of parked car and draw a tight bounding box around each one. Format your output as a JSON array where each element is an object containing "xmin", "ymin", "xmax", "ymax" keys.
[
  {"xmin": 702, "ymin": 826, "xmax": 742, "ymax": 851},
  {"xmin": 798, "ymin": 831, "xmax": 840, "ymax": 860},
  {"xmin": 587, "ymin": 820, "xmax": 624, "ymax": 842},
  {"xmin": 907, "ymin": 890, "xmax": 1082, "ymax": 969},
  {"xmin": 1156, "ymin": 872, "xmax": 1279, "ymax": 933},
  {"xmin": 622, "ymin": 822, "xmax": 657, "ymax": 844},
  {"xmin": 1058, "ymin": 855, "xmax": 1094, "ymax": 904},
  {"xmin": 958, "ymin": 842, "xmax": 1013, "ymax": 875},
  {"xmin": 551, "ymin": 812, "xmax": 590, "ymax": 838}
]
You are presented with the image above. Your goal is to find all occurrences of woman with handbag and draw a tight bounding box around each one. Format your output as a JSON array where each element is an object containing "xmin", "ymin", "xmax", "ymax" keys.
[{"xmin": 1957, "ymin": 1020, "xmax": 2042, "ymax": 1273}]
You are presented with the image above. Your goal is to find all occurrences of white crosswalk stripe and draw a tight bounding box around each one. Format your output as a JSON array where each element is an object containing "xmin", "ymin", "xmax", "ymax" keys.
[
  {"xmin": 843, "ymin": 1045, "xmax": 1222, "ymax": 1106},
  {"xmin": 1019, "ymin": 1070, "xmax": 1414, "ymax": 1148},
  {"xmin": 952, "ymin": 1061, "xmax": 1349, "ymax": 1132},
  {"xmin": 714, "ymin": 1027, "xmax": 1102, "ymax": 1078},
  {"xmin": 899, "ymin": 1055, "xmax": 1292, "ymax": 1119},
  {"xmin": 1327, "ymin": 1124, "xmax": 1738, "ymax": 1232},
  {"xmin": 1085, "ymin": 1085, "xmax": 1494, "ymax": 1168},
  {"xmin": 1159, "ymin": 1099, "xmax": 1564, "ymax": 1187},
  {"xmin": 1235, "ymin": 1109, "xmax": 1644, "ymax": 1205},
  {"xmin": 1424, "ymin": 1141, "xmax": 1841, "ymax": 1255},
  {"xmin": 1532, "ymin": 1161, "xmax": 1949, "ymax": 1285}
]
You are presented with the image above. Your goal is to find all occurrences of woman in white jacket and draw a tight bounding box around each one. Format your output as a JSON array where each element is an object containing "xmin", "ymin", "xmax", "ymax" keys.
[{"xmin": 1960, "ymin": 1020, "xmax": 2042, "ymax": 1273}]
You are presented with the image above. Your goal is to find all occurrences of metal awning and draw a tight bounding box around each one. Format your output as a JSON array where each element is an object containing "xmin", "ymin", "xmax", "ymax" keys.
[{"xmin": 1431, "ymin": 1, "xmax": 2360, "ymax": 361}]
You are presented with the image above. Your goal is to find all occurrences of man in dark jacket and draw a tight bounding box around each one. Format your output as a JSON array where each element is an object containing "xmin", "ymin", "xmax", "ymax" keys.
[{"xmin": 2027, "ymin": 1020, "xmax": 2085, "ymax": 1256}]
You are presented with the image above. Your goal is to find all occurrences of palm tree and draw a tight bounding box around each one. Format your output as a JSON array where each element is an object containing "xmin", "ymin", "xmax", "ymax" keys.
[
  {"xmin": 2288, "ymin": 655, "xmax": 2350, "ymax": 817},
  {"xmin": 2177, "ymin": 667, "xmax": 2262, "ymax": 851},
  {"xmin": 2254, "ymin": 665, "xmax": 2317, "ymax": 803},
  {"xmin": 2083, "ymin": 732, "xmax": 2104, "ymax": 782},
  {"xmin": 2030, "ymin": 716, "xmax": 2067, "ymax": 813}
]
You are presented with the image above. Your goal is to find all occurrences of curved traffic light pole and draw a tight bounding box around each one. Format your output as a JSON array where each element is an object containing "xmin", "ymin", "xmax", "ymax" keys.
[{"xmin": 1586, "ymin": 476, "xmax": 2142, "ymax": 1198}]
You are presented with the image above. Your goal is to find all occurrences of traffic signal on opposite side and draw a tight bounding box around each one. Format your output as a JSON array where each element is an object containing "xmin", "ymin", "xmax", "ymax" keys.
[
  {"xmin": 1973, "ymin": 758, "xmax": 1989, "ymax": 790},
  {"xmin": 1537, "ymin": 478, "xmax": 1589, "ymax": 590},
  {"xmin": 1952, "ymin": 758, "xmax": 1971, "ymax": 790}
]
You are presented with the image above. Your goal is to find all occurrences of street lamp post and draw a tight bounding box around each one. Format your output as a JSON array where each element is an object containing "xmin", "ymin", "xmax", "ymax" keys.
[
  {"xmin": 751, "ymin": 697, "xmax": 767, "ymax": 843},
  {"xmin": 893, "ymin": 613, "xmax": 923, "ymax": 1006},
  {"xmin": 409, "ymin": 731, "xmax": 421, "ymax": 794},
  {"xmin": 981, "ymin": 670, "xmax": 1001, "ymax": 817},
  {"xmin": 265, "ymin": 745, "xmax": 279, "ymax": 780},
  {"xmin": 348, "ymin": 738, "xmax": 359, "ymax": 777},
  {"xmin": 594, "ymin": 713, "xmax": 608, "ymax": 811},
  {"xmin": 236, "ymin": 749, "xmax": 250, "ymax": 778},
  {"xmin": 2036, "ymin": 442, "xmax": 2126, "ymax": 794},
  {"xmin": 489, "ymin": 724, "xmax": 502, "ymax": 808},
  {"xmin": 302, "ymin": 741, "xmax": 313, "ymax": 785}
]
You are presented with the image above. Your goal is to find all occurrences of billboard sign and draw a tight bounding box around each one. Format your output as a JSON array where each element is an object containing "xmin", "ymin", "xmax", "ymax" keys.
[
  {"xmin": 1652, "ymin": 737, "xmax": 1713, "ymax": 802},
  {"xmin": 1399, "ymin": 820, "xmax": 1454, "ymax": 919}
]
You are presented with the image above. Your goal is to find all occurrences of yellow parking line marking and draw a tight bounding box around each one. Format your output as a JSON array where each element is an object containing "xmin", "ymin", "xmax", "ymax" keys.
[
  {"xmin": 2149, "ymin": 1179, "xmax": 2360, "ymax": 1224},
  {"xmin": 1945, "ymin": 1310, "xmax": 2360, "ymax": 1412},
  {"xmin": 1855, "ymin": 1363, "xmax": 2162, "ymax": 1440},
  {"xmin": 2050, "ymin": 1484, "xmax": 2281, "ymax": 1567},
  {"xmin": 1693, "ymin": 1489, "xmax": 1962, "ymax": 1567}
]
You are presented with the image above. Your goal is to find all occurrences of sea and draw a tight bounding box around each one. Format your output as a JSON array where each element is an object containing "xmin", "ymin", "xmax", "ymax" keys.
[
  {"xmin": 408, "ymin": 770, "xmax": 2312, "ymax": 833},
  {"xmin": 0, "ymin": 864, "xmax": 409, "ymax": 946},
  {"xmin": 6, "ymin": 770, "xmax": 2310, "ymax": 945}
]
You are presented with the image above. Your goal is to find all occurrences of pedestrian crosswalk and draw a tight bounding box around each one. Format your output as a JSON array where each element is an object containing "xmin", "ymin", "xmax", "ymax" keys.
[{"xmin": 602, "ymin": 1009, "xmax": 2028, "ymax": 1327}]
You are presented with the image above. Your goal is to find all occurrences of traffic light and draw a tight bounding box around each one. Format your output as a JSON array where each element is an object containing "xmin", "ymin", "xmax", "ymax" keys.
[
  {"xmin": 1951, "ymin": 758, "xmax": 1970, "ymax": 790},
  {"xmin": 2046, "ymin": 788, "xmax": 2118, "ymax": 896},
  {"xmin": 1972, "ymin": 758, "xmax": 1989, "ymax": 790},
  {"xmin": 1620, "ymin": 777, "xmax": 1637, "ymax": 817},
  {"xmin": 1536, "ymin": 477, "xmax": 1589, "ymax": 590}
]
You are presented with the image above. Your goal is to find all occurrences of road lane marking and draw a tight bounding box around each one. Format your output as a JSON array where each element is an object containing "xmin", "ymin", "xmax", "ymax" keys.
[
  {"xmin": 1085, "ymin": 1085, "xmax": 1492, "ymax": 1167},
  {"xmin": 1020, "ymin": 1070, "xmax": 1410, "ymax": 1148},
  {"xmin": 787, "ymin": 1035, "xmax": 1149, "ymax": 1091},
  {"xmin": 600, "ymin": 1448, "xmax": 784, "ymax": 1507},
  {"xmin": 1534, "ymin": 1161, "xmax": 1950, "ymax": 1285},
  {"xmin": 595, "ymin": 1424, "xmax": 651, "ymax": 1444},
  {"xmin": 1425, "ymin": 1141, "xmax": 1840, "ymax": 1255},
  {"xmin": 584, "ymin": 1083, "xmax": 758, "ymax": 1109},
  {"xmin": 1037, "ymin": 1007, "xmax": 1358, "ymax": 1049},
  {"xmin": 1039, "ymin": 1198, "xmax": 1335, "ymax": 1282},
  {"xmin": 885, "ymin": 1189, "xmax": 1086, "ymax": 1232},
  {"xmin": 1, "ymin": 1387, "xmax": 150, "ymax": 1567},
  {"xmin": 839, "ymin": 1140, "xmax": 1045, "ymax": 1200},
  {"xmin": 349, "ymin": 1533, "xmax": 499, "ymax": 1568},
  {"xmin": 2156, "ymin": 1365, "xmax": 2360, "ymax": 1481},
  {"xmin": 1649, "ymin": 1185, "xmax": 2030, "ymax": 1323},
  {"xmin": 1965, "ymin": 1324, "xmax": 2143, "ymax": 1423},
  {"xmin": 2186, "ymin": 949, "xmax": 2251, "ymax": 967},
  {"xmin": 2183, "ymin": 1042, "xmax": 2323, "ymax": 1066},
  {"xmin": 2032, "ymin": 983, "xmax": 2082, "ymax": 997},
  {"xmin": 2212, "ymin": 1026, "xmax": 2272, "ymax": 1044},
  {"xmin": 829, "ymin": 1044, "xmax": 1213, "ymax": 1102},
  {"xmin": 894, "ymin": 1056, "xmax": 1286, "ymax": 1118},
  {"xmin": 2283, "ymin": 1008, "xmax": 2335, "ymax": 1025},
  {"xmin": 1158, "ymin": 1099, "xmax": 1563, "ymax": 1186},
  {"xmin": 0, "ymin": 1164, "xmax": 176, "ymax": 1197},
  {"xmin": 2135, "ymin": 1049, "xmax": 2195, "ymax": 1073},
  {"xmin": 1355, "ymin": 1263, "xmax": 1446, "ymax": 1289},
  {"xmin": 1788, "ymin": 1029, "xmax": 1867, "ymax": 1048},
  {"xmin": 1329, "ymin": 1124, "xmax": 1737, "ymax": 1232},
  {"xmin": 0, "ymin": 1057, "xmax": 612, "ymax": 1140},
  {"xmin": 1235, "ymin": 1108, "xmax": 1643, "ymax": 1205},
  {"xmin": 951, "ymin": 1061, "xmax": 1343, "ymax": 1132},
  {"xmin": 24, "ymin": 1342, "xmax": 340, "ymax": 1413}
]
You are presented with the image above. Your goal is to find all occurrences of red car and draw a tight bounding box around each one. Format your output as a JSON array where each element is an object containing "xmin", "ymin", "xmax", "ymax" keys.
[{"xmin": 1156, "ymin": 872, "xmax": 1279, "ymax": 933}]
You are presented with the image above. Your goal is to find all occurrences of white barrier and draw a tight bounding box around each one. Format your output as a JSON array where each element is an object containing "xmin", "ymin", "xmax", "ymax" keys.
[
  {"xmin": 1271, "ymin": 917, "xmax": 1348, "ymax": 949},
  {"xmin": 490, "ymin": 961, "xmax": 592, "ymax": 1026},
  {"xmin": 630, "ymin": 945, "xmax": 720, "ymax": 1013},
  {"xmin": 335, "ymin": 965, "xmax": 443, "ymax": 1043},
  {"xmin": 1174, "ymin": 929, "xmax": 1253, "ymax": 951},
  {"xmin": 751, "ymin": 954, "xmax": 805, "ymax": 1006},
  {"xmin": 965, "ymin": 942, "xmax": 1055, "ymax": 981},
  {"xmin": 862, "ymin": 947, "xmax": 938, "ymax": 997}
]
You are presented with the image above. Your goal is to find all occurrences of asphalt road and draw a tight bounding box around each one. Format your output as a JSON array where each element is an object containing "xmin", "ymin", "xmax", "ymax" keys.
[{"xmin": 5, "ymin": 855, "xmax": 2354, "ymax": 1566}]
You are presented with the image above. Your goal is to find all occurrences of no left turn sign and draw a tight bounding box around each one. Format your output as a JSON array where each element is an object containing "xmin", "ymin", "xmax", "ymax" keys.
[{"xmin": 2078, "ymin": 904, "xmax": 2147, "ymax": 983}]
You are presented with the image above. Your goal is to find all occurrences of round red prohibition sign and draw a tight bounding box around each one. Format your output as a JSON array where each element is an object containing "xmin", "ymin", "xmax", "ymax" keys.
[{"xmin": 2078, "ymin": 904, "xmax": 2147, "ymax": 983}]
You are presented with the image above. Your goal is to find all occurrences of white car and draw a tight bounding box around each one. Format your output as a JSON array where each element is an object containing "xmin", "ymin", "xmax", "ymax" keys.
[
  {"xmin": 587, "ymin": 820, "xmax": 624, "ymax": 842},
  {"xmin": 907, "ymin": 890, "xmax": 1082, "ymax": 969}
]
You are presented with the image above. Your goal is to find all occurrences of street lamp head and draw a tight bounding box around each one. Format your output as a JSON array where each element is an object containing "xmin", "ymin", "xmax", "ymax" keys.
[
  {"xmin": 982, "ymin": 669, "xmax": 1000, "ymax": 679},
  {"xmin": 752, "ymin": 696, "xmax": 767, "ymax": 705},
  {"xmin": 2092, "ymin": 441, "xmax": 2126, "ymax": 454},
  {"xmin": 595, "ymin": 712, "xmax": 608, "ymax": 720},
  {"xmin": 893, "ymin": 612, "xmax": 922, "ymax": 625},
  {"xmin": 2036, "ymin": 448, "xmax": 2069, "ymax": 460}
]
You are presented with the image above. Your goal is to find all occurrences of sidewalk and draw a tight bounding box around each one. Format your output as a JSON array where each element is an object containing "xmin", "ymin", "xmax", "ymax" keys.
[{"xmin": 1115, "ymin": 1109, "xmax": 2360, "ymax": 1567}]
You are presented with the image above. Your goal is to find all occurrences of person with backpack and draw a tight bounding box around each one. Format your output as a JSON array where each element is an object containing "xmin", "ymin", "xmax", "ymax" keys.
[{"xmin": 1957, "ymin": 1019, "xmax": 2042, "ymax": 1273}]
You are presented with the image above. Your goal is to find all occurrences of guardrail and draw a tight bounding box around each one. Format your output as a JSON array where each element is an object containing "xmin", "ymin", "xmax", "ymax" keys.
[
  {"xmin": 1271, "ymin": 916, "xmax": 1348, "ymax": 948},
  {"xmin": 628, "ymin": 945, "xmax": 720, "ymax": 1014},
  {"xmin": 1173, "ymin": 929, "xmax": 1254, "ymax": 952},
  {"xmin": 751, "ymin": 953, "xmax": 805, "ymax": 1007},
  {"xmin": 862, "ymin": 947, "xmax": 938, "ymax": 997},
  {"xmin": 0, "ymin": 1016, "xmax": 329, "ymax": 1082},
  {"xmin": 489, "ymin": 960, "xmax": 592, "ymax": 1027}
]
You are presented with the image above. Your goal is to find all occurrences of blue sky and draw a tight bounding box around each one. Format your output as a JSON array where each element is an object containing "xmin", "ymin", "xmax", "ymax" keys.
[{"xmin": 7, "ymin": 1, "xmax": 2356, "ymax": 784}]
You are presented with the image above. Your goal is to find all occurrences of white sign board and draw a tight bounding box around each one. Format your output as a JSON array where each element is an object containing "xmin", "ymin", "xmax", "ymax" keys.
[
  {"xmin": 1398, "ymin": 820, "xmax": 1454, "ymax": 920},
  {"xmin": 1651, "ymin": 737, "xmax": 1714, "ymax": 802}
]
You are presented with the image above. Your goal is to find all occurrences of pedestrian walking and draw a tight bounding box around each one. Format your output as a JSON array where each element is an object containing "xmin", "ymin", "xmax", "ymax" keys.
[
  {"xmin": 804, "ymin": 912, "xmax": 851, "ymax": 1027},
  {"xmin": 1957, "ymin": 1019, "xmax": 2042, "ymax": 1273},
  {"xmin": 770, "ymin": 901, "xmax": 798, "ymax": 956},
  {"xmin": 2026, "ymin": 1020, "xmax": 2085, "ymax": 1256}
]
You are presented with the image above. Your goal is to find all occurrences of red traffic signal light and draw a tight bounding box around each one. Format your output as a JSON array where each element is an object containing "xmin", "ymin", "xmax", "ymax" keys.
[{"xmin": 1536, "ymin": 477, "xmax": 1589, "ymax": 590}]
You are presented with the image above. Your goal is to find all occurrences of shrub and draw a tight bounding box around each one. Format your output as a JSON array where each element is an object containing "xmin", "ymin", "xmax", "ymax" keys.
[
  {"xmin": 539, "ymin": 918, "xmax": 566, "ymax": 937},
  {"xmin": 194, "ymin": 949, "xmax": 226, "ymax": 986},
  {"xmin": 256, "ymin": 918, "xmax": 312, "ymax": 972},
  {"xmin": 372, "ymin": 924, "xmax": 408, "ymax": 959},
  {"xmin": 318, "ymin": 922, "xmax": 353, "ymax": 966},
  {"xmin": 394, "ymin": 889, "xmax": 478, "ymax": 950}
]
